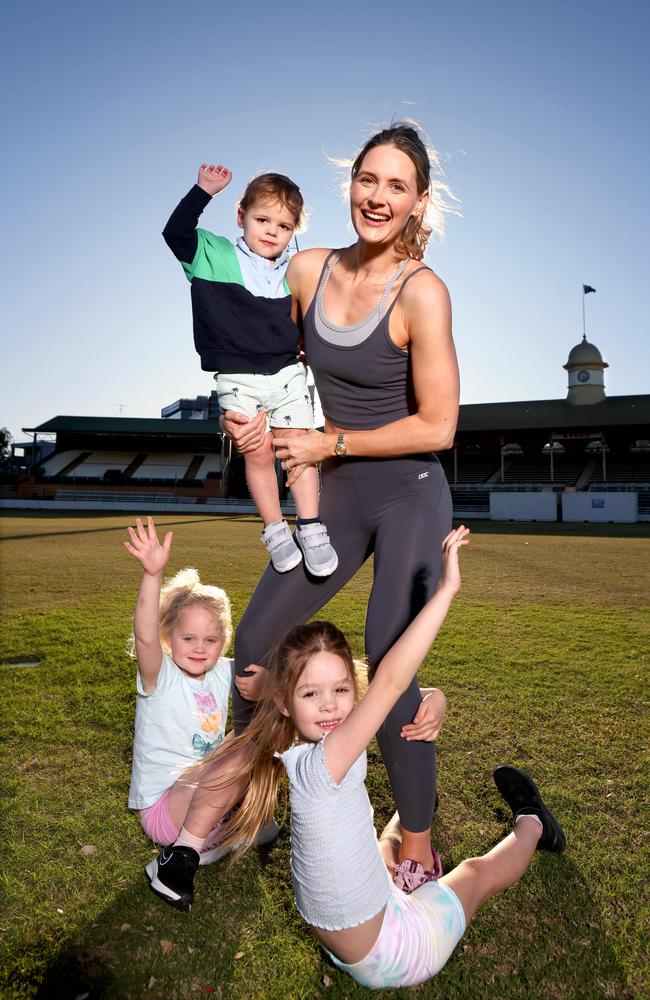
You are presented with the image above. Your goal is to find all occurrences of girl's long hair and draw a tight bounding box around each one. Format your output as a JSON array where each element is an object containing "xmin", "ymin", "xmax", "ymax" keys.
[{"xmin": 197, "ymin": 621, "xmax": 358, "ymax": 858}]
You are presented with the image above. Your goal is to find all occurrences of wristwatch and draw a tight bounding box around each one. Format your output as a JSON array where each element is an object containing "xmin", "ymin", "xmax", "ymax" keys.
[{"xmin": 334, "ymin": 433, "xmax": 347, "ymax": 457}]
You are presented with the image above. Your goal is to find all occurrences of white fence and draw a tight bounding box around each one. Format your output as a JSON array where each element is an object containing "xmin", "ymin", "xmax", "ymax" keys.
[
  {"xmin": 562, "ymin": 492, "xmax": 637, "ymax": 523},
  {"xmin": 490, "ymin": 492, "xmax": 558, "ymax": 521},
  {"xmin": 1, "ymin": 487, "xmax": 647, "ymax": 522}
]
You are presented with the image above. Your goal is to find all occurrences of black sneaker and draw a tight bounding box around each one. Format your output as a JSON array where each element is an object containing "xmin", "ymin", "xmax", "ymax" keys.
[
  {"xmin": 145, "ymin": 845, "xmax": 199, "ymax": 911},
  {"xmin": 493, "ymin": 765, "xmax": 566, "ymax": 854}
]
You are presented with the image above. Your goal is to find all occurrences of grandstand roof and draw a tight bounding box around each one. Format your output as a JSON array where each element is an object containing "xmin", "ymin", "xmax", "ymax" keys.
[
  {"xmin": 23, "ymin": 395, "xmax": 650, "ymax": 440},
  {"xmin": 23, "ymin": 416, "xmax": 223, "ymax": 437},
  {"xmin": 457, "ymin": 394, "xmax": 649, "ymax": 433}
]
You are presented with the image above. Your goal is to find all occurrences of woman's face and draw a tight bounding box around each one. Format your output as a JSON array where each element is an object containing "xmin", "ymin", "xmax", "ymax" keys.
[{"xmin": 350, "ymin": 144, "xmax": 427, "ymax": 249}]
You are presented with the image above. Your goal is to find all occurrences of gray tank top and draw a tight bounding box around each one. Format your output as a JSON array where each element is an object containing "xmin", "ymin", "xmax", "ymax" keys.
[{"xmin": 303, "ymin": 251, "xmax": 430, "ymax": 430}]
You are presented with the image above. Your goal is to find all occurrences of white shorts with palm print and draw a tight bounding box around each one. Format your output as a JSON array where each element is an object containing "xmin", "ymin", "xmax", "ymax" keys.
[{"xmin": 215, "ymin": 361, "xmax": 313, "ymax": 430}]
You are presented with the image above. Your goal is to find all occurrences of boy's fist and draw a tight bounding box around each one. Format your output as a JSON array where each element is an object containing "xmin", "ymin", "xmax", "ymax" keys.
[{"xmin": 197, "ymin": 163, "xmax": 232, "ymax": 196}]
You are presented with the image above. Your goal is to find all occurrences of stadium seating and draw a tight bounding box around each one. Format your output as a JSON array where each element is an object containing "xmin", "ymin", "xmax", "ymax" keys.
[
  {"xmin": 500, "ymin": 456, "xmax": 586, "ymax": 485},
  {"xmin": 437, "ymin": 452, "xmax": 499, "ymax": 484},
  {"xmin": 67, "ymin": 452, "xmax": 137, "ymax": 478},
  {"xmin": 591, "ymin": 453, "xmax": 650, "ymax": 484},
  {"xmin": 130, "ymin": 453, "xmax": 196, "ymax": 480},
  {"xmin": 40, "ymin": 450, "xmax": 87, "ymax": 477}
]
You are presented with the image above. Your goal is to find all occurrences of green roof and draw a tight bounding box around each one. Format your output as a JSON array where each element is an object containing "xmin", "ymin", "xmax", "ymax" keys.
[
  {"xmin": 23, "ymin": 394, "xmax": 650, "ymax": 439},
  {"xmin": 24, "ymin": 416, "xmax": 223, "ymax": 436},
  {"xmin": 456, "ymin": 395, "xmax": 650, "ymax": 433}
]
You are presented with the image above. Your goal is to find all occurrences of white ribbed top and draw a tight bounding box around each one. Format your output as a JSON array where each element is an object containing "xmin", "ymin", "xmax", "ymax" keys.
[{"xmin": 280, "ymin": 739, "xmax": 392, "ymax": 931}]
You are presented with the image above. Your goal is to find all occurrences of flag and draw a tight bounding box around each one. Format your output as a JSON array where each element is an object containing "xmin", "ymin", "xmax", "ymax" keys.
[{"xmin": 583, "ymin": 284, "xmax": 596, "ymax": 294}]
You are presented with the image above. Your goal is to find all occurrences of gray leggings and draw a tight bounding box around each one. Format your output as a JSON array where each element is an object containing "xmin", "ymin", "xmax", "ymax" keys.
[{"xmin": 234, "ymin": 454, "xmax": 452, "ymax": 832}]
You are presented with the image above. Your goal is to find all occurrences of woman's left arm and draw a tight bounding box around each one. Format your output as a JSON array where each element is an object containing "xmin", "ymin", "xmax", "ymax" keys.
[{"xmin": 274, "ymin": 272, "xmax": 459, "ymax": 478}]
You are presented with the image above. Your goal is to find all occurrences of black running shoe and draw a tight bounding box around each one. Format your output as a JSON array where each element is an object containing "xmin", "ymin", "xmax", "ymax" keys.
[
  {"xmin": 493, "ymin": 765, "xmax": 566, "ymax": 854},
  {"xmin": 145, "ymin": 845, "xmax": 199, "ymax": 911}
]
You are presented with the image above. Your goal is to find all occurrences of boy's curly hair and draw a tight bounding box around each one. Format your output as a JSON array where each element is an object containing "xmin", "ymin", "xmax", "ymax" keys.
[{"xmin": 238, "ymin": 172, "xmax": 306, "ymax": 231}]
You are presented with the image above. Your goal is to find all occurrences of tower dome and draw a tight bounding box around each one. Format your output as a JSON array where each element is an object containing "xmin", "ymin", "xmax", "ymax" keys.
[
  {"xmin": 566, "ymin": 339, "xmax": 605, "ymax": 366},
  {"xmin": 563, "ymin": 335, "xmax": 608, "ymax": 405}
]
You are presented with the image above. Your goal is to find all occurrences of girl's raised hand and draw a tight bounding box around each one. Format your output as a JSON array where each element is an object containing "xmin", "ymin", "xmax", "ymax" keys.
[
  {"xmin": 123, "ymin": 516, "xmax": 173, "ymax": 576},
  {"xmin": 438, "ymin": 525, "xmax": 470, "ymax": 597},
  {"xmin": 197, "ymin": 163, "xmax": 232, "ymax": 196}
]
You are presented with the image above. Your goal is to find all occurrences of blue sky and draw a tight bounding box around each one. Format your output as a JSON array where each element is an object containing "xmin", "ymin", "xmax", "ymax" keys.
[{"xmin": 2, "ymin": 0, "xmax": 649, "ymax": 443}]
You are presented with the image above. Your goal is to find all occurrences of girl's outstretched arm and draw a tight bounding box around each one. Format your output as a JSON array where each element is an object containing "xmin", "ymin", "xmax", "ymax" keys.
[
  {"xmin": 324, "ymin": 526, "xmax": 469, "ymax": 784},
  {"xmin": 123, "ymin": 516, "xmax": 173, "ymax": 694}
]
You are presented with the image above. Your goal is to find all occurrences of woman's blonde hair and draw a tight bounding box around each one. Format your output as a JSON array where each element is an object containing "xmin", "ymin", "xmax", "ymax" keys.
[
  {"xmin": 198, "ymin": 621, "xmax": 360, "ymax": 857},
  {"xmin": 158, "ymin": 567, "xmax": 232, "ymax": 655},
  {"xmin": 338, "ymin": 119, "xmax": 461, "ymax": 260}
]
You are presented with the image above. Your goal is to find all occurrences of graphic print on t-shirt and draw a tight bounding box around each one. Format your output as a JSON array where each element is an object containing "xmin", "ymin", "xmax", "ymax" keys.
[{"xmin": 191, "ymin": 691, "xmax": 225, "ymax": 757}]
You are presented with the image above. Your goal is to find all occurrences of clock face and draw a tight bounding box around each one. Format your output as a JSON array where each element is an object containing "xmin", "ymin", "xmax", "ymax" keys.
[{"xmin": 577, "ymin": 370, "xmax": 590, "ymax": 383}]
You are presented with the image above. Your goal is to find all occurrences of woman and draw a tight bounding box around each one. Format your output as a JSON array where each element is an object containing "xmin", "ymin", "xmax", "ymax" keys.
[{"xmin": 223, "ymin": 122, "xmax": 459, "ymax": 886}]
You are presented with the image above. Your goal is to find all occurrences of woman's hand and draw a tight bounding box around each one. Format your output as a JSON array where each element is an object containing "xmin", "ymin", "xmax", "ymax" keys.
[
  {"xmin": 220, "ymin": 409, "xmax": 267, "ymax": 454},
  {"xmin": 400, "ymin": 688, "xmax": 447, "ymax": 742},
  {"xmin": 123, "ymin": 516, "xmax": 172, "ymax": 576},
  {"xmin": 273, "ymin": 430, "xmax": 333, "ymax": 486},
  {"xmin": 234, "ymin": 663, "xmax": 268, "ymax": 701}
]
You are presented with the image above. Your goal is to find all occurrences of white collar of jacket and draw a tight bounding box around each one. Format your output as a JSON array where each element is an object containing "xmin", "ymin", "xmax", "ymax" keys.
[
  {"xmin": 236, "ymin": 236, "xmax": 291, "ymax": 271},
  {"xmin": 234, "ymin": 237, "xmax": 291, "ymax": 299}
]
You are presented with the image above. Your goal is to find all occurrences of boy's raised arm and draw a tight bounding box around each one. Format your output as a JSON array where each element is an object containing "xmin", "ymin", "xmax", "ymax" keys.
[{"xmin": 163, "ymin": 164, "xmax": 231, "ymax": 265}]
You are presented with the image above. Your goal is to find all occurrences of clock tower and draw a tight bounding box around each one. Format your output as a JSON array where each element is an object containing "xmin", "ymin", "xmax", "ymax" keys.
[{"xmin": 563, "ymin": 336, "xmax": 608, "ymax": 405}]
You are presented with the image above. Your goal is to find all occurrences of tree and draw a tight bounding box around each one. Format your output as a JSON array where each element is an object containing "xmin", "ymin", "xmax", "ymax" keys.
[{"xmin": 0, "ymin": 427, "xmax": 12, "ymax": 462}]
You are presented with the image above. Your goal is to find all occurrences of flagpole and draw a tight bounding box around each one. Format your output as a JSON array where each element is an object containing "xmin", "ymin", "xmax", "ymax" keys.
[{"xmin": 582, "ymin": 285, "xmax": 586, "ymax": 341}]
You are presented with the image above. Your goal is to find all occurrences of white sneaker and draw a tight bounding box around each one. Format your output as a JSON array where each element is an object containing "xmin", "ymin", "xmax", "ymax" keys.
[
  {"xmin": 261, "ymin": 520, "xmax": 302, "ymax": 573},
  {"xmin": 199, "ymin": 819, "xmax": 281, "ymax": 865},
  {"xmin": 296, "ymin": 522, "xmax": 338, "ymax": 577}
]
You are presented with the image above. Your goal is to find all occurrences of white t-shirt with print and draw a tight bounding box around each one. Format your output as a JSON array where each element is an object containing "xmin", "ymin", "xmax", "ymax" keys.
[{"xmin": 128, "ymin": 652, "xmax": 234, "ymax": 809}]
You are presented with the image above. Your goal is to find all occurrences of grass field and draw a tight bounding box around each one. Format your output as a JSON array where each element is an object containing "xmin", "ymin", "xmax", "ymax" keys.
[{"xmin": 1, "ymin": 513, "xmax": 648, "ymax": 1000}]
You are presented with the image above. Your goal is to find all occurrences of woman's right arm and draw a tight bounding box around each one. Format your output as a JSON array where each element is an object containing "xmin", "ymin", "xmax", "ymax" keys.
[{"xmin": 323, "ymin": 527, "xmax": 469, "ymax": 784}]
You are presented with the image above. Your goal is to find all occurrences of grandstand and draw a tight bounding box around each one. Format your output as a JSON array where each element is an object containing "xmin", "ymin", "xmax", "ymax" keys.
[
  {"xmin": 6, "ymin": 416, "xmax": 227, "ymax": 506},
  {"xmin": 4, "ymin": 338, "xmax": 649, "ymax": 521}
]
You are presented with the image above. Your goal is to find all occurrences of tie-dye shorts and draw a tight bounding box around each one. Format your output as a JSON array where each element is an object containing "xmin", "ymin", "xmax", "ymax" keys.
[{"xmin": 325, "ymin": 880, "xmax": 466, "ymax": 989}]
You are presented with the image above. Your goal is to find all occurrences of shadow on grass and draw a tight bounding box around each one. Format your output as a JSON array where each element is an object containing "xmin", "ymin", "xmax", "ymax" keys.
[
  {"xmin": 0, "ymin": 513, "xmax": 268, "ymax": 543},
  {"xmin": 0, "ymin": 516, "xmax": 229, "ymax": 542},
  {"xmin": 3, "ymin": 816, "xmax": 641, "ymax": 1000},
  {"xmin": 422, "ymin": 818, "xmax": 638, "ymax": 1000},
  {"xmin": 454, "ymin": 518, "xmax": 650, "ymax": 539},
  {"xmin": 22, "ymin": 846, "xmax": 280, "ymax": 1000}
]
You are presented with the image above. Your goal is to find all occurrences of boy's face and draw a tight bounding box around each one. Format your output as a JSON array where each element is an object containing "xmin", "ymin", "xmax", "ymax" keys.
[{"xmin": 237, "ymin": 197, "xmax": 296, "ymax": 260}]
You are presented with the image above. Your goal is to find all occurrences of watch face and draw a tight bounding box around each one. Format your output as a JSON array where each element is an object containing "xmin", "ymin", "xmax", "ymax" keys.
[{"xmin": 577, "ymin": 370, "xmax": 590, "ymax": 383}]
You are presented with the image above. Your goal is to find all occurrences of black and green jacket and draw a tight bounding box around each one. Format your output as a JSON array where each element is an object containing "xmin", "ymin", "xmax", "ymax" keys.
[{"xmin": 163, "ymin": 185, "xmax": 300, "ymax": 374}]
